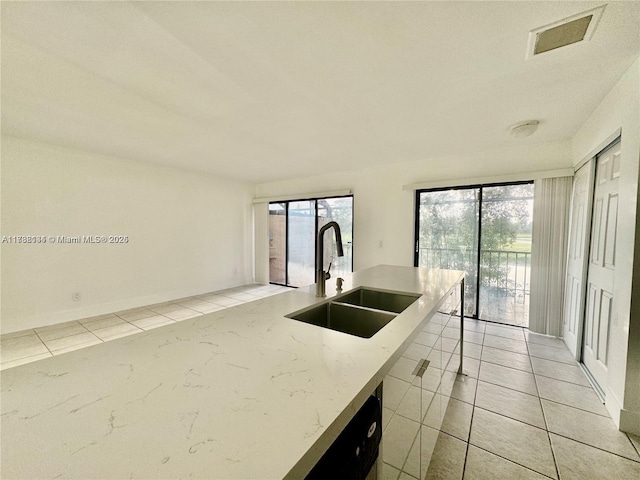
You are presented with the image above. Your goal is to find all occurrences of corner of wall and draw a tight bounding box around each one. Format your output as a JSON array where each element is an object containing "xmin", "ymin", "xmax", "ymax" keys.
[{"xmin": 619, "ymin": 408, "xmax": 640, "ymax": 437}]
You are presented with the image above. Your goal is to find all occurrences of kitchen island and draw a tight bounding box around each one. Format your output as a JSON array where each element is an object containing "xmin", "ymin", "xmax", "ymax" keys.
[{"xmin": 0, "ymin": 265, "xmax": 463, "ymax": 479}]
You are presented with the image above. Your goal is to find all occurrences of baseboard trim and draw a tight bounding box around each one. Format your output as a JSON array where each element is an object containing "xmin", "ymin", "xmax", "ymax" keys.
[
  {"xmin": 604, "ymin": 385, "xmax": 624, "ymax": 428},
  {"xmin": 1, "ymin": 276, "xmax": 255, "ymax": 334},
  {"xmin": 620, "ymin": 408, "xmax": 640, "ymax": 436}
]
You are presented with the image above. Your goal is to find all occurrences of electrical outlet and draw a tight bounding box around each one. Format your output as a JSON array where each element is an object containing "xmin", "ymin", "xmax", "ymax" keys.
[{"xmin": 72, "ymin": 292, "xmax": 81, "ymax": 302}]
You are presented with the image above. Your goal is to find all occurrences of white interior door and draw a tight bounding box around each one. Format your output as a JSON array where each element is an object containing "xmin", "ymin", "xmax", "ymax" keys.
[
  {"xmin": 563, "ymin": 160, "xmax": 595, "ymax": 357},
  {"xmin": 582, "ymin": 140, "xmax": 621, "ymax": 392}
]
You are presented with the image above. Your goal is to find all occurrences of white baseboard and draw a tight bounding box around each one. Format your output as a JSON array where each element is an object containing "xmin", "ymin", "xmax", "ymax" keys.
[
  {"xmin": 1, "ymin": 276, "xmax": 255, "ymax": 334},
  {"xmin": 597, "ymin": 379, "xmax": 640, "ymax": 436},
  {"xmin": 620, "ymin": 408, "xmax": 640, "ymax": 436},
  {"xmin": 605, "ymin": 386, "xmax": 623, "ymax": 428}
]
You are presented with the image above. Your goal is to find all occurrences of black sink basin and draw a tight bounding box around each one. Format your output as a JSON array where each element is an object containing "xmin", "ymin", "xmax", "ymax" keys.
[
  {"xmin": 286, "ymin": 302, "xmax": 396, "ymax": 339},
  {"xmin": 335, "ymin": 288, "xmax": 420, "ymax": 314}
]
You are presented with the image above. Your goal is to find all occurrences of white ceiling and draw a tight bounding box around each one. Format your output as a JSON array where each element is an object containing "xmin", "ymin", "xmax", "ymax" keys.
[{"xmin": 2, "ymin": 1, "xmax": 639, "ymax": 183}]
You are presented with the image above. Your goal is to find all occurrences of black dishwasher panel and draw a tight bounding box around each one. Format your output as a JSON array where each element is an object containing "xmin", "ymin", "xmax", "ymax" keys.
[{"xmin": 305, "ymin": 395, "xmax": 382, "ymax": 480}]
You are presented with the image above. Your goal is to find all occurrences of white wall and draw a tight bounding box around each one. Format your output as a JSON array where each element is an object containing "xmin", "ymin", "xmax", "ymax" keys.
[
  {"xmin": 253, "ymin": 202, "xmax": 269, "ymax": 285},
  {"xmin": 255, "ymin": 140, "xmax": 572, "ymax": 273},
  {"xmin": 1, "ymin": 136, "xmax": 255, "ymax": 333},
  {"xmin": 571, "ymin": 58, "xmax": 640, "ymax": 434}
]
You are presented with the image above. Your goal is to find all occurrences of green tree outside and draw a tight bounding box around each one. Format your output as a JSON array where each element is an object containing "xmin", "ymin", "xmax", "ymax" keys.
[{"xmin": 418, "ymin": 184, "xmax": 533, "ymax": 315}]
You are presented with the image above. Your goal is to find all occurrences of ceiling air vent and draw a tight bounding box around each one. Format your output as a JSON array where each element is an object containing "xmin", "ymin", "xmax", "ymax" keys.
[{"xmin": 527, "ymin": 5, "xmax": 606, "ymax": 58}]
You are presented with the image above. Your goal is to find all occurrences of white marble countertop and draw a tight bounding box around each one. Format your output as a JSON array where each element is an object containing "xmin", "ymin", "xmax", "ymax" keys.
[{"xmin": 0, "ymin": 265, "xmax": 463, "ymax": 480}]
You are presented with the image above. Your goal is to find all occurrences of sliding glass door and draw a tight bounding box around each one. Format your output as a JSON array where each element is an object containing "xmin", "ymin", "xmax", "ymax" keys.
[
  {"xmin": 478, "ymin": 185, "xmax": 533, "ymax": 325},
  {"xmin": 416, "ymin": 188, "xmax": 480, "ymax": 316},
  {"xmin": 268, "ymin": 203, "xmax": 287, "ymax": 284},
  {"xmin": 318, "ymin": 197, "xmax": 353, "ymax": 279},
  {"xmin": 415, "ymin": 183, "xmax": 533, "ymax": 326},
  {"xmin": 269, "ymin": 196, "xmax": 353, "ymax": 287},
  {"xmin": 287, "ymin": 200, "xmax": 316, "ymax": 287}
]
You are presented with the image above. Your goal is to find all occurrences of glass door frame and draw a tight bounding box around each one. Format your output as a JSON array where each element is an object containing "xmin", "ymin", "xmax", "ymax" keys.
[
  {"xmin": 413, "ymin": 180, "xmax": 533, "ymax": 322},
  {"xmin": 269, "ymin": 201, "xmax": 292, "ymax": 287},
  {"xmin": 269, "ymin": 194, "xmax": 354, "ymax": 287}
]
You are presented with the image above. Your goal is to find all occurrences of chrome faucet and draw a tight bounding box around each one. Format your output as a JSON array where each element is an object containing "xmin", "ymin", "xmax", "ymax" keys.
[{"xmin": 316, "ymin": 221, "xmax": 344, "ymax": 297}]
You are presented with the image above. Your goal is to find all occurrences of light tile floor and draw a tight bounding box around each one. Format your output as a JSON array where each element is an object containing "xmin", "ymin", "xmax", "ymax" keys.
[
  {"xmin": 0, "ymin": 283, "xmax": 292, "ymax": 371},
  {"xmin": 382, "ymin": 320, "xmax": 640, "ymax": 480},
  {"xmin": 4, "ymin": 292, "xmax": 640, "ymax": 479}
]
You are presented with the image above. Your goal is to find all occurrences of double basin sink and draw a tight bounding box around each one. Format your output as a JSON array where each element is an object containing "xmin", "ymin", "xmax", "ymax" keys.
[{"xmin": 286, "ymin": 288, "xmax": 421, "ymax": 338}]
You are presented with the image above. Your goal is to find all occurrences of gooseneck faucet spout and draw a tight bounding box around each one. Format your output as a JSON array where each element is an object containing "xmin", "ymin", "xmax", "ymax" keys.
[{"xmin": 316, "ymin": 221, "xmax": 344, "ymax": 297}]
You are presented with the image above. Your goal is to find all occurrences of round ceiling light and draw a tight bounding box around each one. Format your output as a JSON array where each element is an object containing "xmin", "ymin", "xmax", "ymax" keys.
[{"xmin": 510, "ymin": 120, "xmax": 540, "ymax": 138}]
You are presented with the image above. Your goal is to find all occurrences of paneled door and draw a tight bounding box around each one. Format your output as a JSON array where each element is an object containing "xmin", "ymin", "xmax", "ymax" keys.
[
  {"xmin": 563, "ymin": 160, "xmax": 595, "ymax": 358},
  {"xmin": 582, "ymin": 140, "xmax": 621, "ymax": 392}
]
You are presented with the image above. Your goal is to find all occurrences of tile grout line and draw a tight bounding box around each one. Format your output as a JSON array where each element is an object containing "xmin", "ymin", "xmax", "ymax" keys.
[
  {"xmin": 527, "ymin": 341, "xmax": 575, "ymax": 351},
  {"xmin": 474, "ymin": 366, "xmax": 535, "ymax": 396},
  {"xmin": 461, "ymin": 417, "xmax": 472, "ymax": 479},
  {"xmin": 398, "ymin": 417, "xmax": 421, "ymax": 478},
  {"xmin": 472, "ymin": 402, "xmax": 548, "ymax": 432},
  {"xmin": 548, "ymin": 431, "xmax": 640, "ymax": 465},
  {"xmin": 398, "ymin": 314, "xmax": 453, "ymax": 478},
  {"xmin": 538, "ymin": 396, "xmax": 613, "ymax": 420},
  {"xmin": 460, "ymin": 332, "xmax": 481, "ymax": 480},
  {"xmin": 1, "ymin": 286, "xmax": 280, "ymax": 367},
  {"xmin": 532, "ymin": 370, "xmax": 596, "ymax": 389},
  {"xmin": 483, "ymin": 334, "xmax": 577, "ymax": 364},
  {"xmin": 48, "ymin": 327, "xmax": 104, "ymax": 357},
  {"xmin": 459, "ymin": 315, "xmax": 484, "ymax": 480},
  {"xmin": 468, "ymin": 443, "xmax": 558, "ymax": 480},
  {"xmin": 527, "ymin": 331, "xmax": 561, "ymax": 480},
  {"xmin": 479, "ymin": 356, "xmax": 534, "ymax": 374},
  {"xmin": 477, "ymin": 370, "xmax": 573, "ymax": 420},
  {"xmin": 77, "ymin": 322, "xmax": 107, "ymax": 352},
  {"xmin": 448, "ymin": 320, "xmax": 637, "ymax": 478},
  {"xmin": 477, "ymin": 354, "xmax": 601, "ymax": 414},
  {"xmin": 529, "ymin": 356, "xmax": 578, "ymax": 366},
  {"xmin": 32, "ymin": 330, "xmax": 55, "ymax": 356},
  {"xmin": 627, "ymin": 434, "xmax": 640, "ymax": 460},
  {"xmin": 481, "ymin": 338, "xmax": 530, "ymax": 355},
  {"xmin": 468, "ymin": 320, "xmax": 557, "ymax": 479},
  {"xmin": 472, "ymin": 372, "xmax": 614, "ymax": 425}
]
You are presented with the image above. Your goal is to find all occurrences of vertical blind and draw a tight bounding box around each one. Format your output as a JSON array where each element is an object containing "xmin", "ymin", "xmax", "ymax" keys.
[{"xmin": 529, "ymin": 176, "xmax": 573, "ymax": 336}]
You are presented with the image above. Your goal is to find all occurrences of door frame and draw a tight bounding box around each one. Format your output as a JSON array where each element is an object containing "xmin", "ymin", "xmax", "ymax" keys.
[
  {"xmin": 564, "ymin": 134, "xmax": 622, "ymax": 363},
  {"xmin": 563, "ymin": 159, "xmax": 596, "ymax": 362},
  {"xmin": 579, "ymin": 138, "xmax": 622, "ymax": 398}
]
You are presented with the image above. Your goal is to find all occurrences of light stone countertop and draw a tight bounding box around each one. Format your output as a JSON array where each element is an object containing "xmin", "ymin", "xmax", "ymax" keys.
[{"xmin": 0, "ymin": 265, "xmax": 463, "ymax": 480}]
